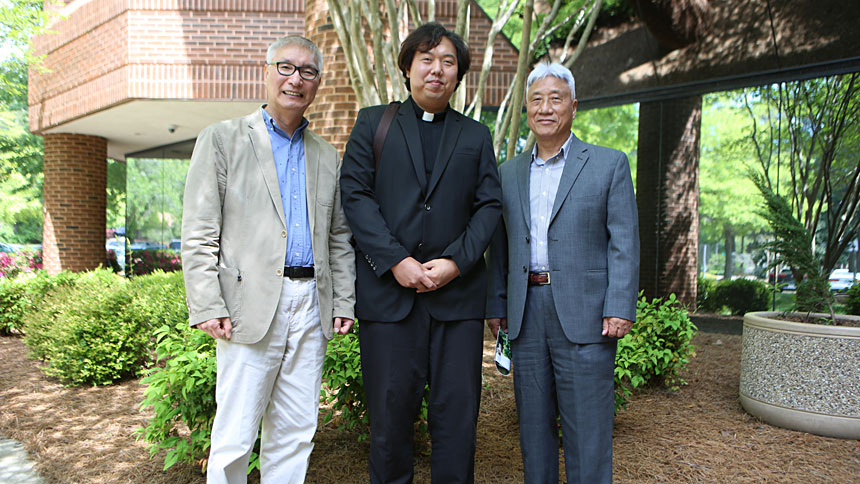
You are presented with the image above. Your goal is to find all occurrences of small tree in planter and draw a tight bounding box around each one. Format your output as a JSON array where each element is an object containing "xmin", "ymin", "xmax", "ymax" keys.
[{"xmin": 751, "ymin": 172, "xmax": 835, "ymax": 321}]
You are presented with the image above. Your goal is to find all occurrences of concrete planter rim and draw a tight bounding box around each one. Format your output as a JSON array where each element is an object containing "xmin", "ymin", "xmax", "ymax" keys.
[
  {"xmin": 744, "ymin": 311, "xmax": 860, "ymax": 338},
  {"xmin": 740, "ymin": 311, "xmax": 860, "ymax": 439}
]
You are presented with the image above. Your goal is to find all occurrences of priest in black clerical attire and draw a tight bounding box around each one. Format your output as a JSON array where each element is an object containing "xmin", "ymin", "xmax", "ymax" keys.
[{"xmin": 340, "ymin": 22, "xmax": 502, "ymax": 484}]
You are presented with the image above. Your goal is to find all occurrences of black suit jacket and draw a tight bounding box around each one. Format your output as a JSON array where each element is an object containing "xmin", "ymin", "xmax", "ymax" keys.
[{"xmin": 340, "ymin": 98, "xmax": 502, "ymax": 322}]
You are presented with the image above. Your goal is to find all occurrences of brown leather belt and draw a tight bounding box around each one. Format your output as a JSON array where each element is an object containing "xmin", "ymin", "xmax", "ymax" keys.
[
  {"xmin": 528, "ymin": 271, "xmax": 550, "ymax": 286},
  {"xmin": 284, "ymin": 266, "xmax": 314, "ymax": 278}
]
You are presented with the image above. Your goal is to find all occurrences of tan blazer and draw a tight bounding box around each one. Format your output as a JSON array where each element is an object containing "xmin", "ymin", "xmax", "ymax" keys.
[{"xmin": 181, "ymin": 109, "xmax": 355, "ymax": 344}]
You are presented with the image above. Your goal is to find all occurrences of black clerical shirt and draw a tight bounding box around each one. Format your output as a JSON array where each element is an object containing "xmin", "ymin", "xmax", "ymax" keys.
[{"xmin": 409, "ymin": 97, "xmax": 448, "ymax": 182}]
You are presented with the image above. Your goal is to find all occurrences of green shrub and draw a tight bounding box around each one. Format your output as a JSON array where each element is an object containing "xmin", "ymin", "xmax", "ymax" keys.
[
  {"xmin": 23, "ymin": 269, "xmax": 154, "ymax": 385},
  {"xmin": 615, "ymin": 292, "xmax": 697, "ymax": 410},
  {"xmin": 138, "ymin": 321, "xmax": 220, "ymax": 471},
  {"xmin": 0, "ymin": 270, "xmax": 79, "ymax": 335},
  {"xmin": 712, "ymin": 278, "xmax": 770, "ymax": 316},
  {"xmin": 845, "ymin": 283, "xmax": 860, "ymax": 316},
  {"xmin": 696, "ymin": 275, "xmax": 719, "ymax": 312},
  {"xmin": 320, "ymin": 325, "xmax": 369, "ymax": 440}
]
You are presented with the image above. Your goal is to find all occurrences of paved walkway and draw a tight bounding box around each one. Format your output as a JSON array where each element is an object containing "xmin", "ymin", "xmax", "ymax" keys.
[{"xmin": 0, "ymin": 436, "xmax": 45, "ymax": 484}]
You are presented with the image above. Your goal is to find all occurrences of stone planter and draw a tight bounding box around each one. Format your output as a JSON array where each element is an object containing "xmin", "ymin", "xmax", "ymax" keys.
[{"xmin": 740, "ymin": 311, "xmax": 860, "ymax": 439}]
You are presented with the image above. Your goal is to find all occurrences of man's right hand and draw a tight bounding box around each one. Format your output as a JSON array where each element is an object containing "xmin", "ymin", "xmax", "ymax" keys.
[
  {"xmin": 391, "ymin": 256, "xmax": 437, "ymax": 292},
  {"xmin": 196, "ymin": 317, "xmax": 233, "ymax": 340},
  {"xmin": 486, "ymin": 317, "xmax": 507, "ymax": 338}
]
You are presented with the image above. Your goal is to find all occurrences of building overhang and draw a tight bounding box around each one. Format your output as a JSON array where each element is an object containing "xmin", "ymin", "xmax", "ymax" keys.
[{"xmin": 40, "ymin": 100, "xmax": 262, "ymax": 160}]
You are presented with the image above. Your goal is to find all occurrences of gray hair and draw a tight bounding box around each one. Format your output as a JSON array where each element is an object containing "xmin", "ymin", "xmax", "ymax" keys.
[
  {"xmin": 526, "ymin": 62, "xmax": 576, "ymax": 99},
  {"xmin": 266, "ymin": 36, "xmax": 323, "ymax": 72}
]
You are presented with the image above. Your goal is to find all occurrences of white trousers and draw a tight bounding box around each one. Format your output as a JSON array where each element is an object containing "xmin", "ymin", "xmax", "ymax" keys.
[{"xmin": 207, "ymin": 278, "xmax": 327, "ymax": 484}]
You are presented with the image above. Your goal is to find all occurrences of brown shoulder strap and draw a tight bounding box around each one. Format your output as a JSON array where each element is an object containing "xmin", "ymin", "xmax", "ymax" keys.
[{"xmin": 373, "ymin": 101, "xmax": 400, "ymax": 173}]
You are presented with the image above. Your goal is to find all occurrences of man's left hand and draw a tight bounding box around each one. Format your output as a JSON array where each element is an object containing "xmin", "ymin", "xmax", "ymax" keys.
[
  {"xmin": 333, "ymin": 317, "xmax": 354, "ymax": 335},
  {"xmin": 419, "ymin": 258, "xmax": 460, "ymax": 292},
  {"xmin": 602, "ymin": 317, "xmax": 633, "ymax": 338}
]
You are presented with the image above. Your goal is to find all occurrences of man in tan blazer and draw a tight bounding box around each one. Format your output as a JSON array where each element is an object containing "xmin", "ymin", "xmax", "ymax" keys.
[{"xmin": 181, "ymin": 36, "xmax": 355, "ymax": 484}]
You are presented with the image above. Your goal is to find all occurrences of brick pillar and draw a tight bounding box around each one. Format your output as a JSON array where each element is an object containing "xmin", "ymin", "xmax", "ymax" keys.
[
  {"xmin": 42, "ymin": 134, "xmax": 107, "ymax": 274},
  {"xmin": 304, "ymin": 0, "xmax": 360, "ymax": 155},
  {"xmin": 636, "ymin": 96, "xmax": 700, "ymax": 306}
]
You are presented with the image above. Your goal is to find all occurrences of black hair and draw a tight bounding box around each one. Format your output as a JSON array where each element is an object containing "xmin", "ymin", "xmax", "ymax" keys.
[{"xmin": 398, "ymin": 22, "xmax": 471, "ymax": 91}]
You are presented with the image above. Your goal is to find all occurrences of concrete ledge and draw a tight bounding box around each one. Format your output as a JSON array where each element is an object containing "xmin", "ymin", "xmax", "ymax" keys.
[{"xmin": 739, "ymin": 393, "xmax": 860, "ymax": 439}]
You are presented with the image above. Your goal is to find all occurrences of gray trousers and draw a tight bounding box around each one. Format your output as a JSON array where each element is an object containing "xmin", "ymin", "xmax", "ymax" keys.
[{"xmin": 512, "ymin": 284, "xmax": 616, "ymax": 484}]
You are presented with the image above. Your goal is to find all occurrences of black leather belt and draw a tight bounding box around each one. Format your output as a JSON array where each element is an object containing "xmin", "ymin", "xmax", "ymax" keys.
[
  {"xmin": 528, "ymin": 271, "xmax": 550, "ymax": 286},
  {"xmin": 284, "ymin": 266, "xmax": 314, "ymax": 278}
]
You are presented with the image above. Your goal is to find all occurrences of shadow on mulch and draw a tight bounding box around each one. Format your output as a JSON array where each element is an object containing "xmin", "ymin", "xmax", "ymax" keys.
[{"xmin": 1, "ymin": 329, "xmax": 858, "ymax": 484}]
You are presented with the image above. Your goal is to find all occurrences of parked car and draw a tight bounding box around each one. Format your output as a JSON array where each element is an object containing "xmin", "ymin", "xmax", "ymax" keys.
[
  {"xmin": 829, "ymin": 269, "xmax": 858, "ymax": 293},
  {"xmin": 128, "ymin": 241, "xmax": 167, "ymax": 251}
]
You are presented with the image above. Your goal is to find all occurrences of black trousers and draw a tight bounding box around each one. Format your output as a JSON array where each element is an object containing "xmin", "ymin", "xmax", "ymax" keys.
[{"xmin": 360, "ymin": 296, "xmax": 484, "ymax": 484}]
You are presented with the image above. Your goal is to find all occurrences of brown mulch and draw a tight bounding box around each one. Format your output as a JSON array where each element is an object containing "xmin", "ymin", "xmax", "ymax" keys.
[{"xmin": 1, "ymin": 330, "xmax": 858, "ymax": 484}]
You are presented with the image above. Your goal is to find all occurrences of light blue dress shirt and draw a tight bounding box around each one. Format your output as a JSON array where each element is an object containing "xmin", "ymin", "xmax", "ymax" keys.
[
  {"xmin": 261, "ymin": 107, "xmax": 314, "ymax": 267},
  {"xmin": 529, "ymin": 133, "xmax": 574, "ymax": 272}
]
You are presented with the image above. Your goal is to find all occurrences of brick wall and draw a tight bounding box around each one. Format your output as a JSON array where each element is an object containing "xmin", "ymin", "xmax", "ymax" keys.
[
  {"xmin": 636, "ymin": 96, "xmax": 701, "ymax": 306},
  {"xmin": 303, "ymin": 0, "xmax": 358, "ymax": 155},
  {"xmin": 42, "ymin": 133, "xmax": 108, "ymax": 274},
  {"xmin": 30, "ymin": 0, "xmax": 306, "ymax": 133}
]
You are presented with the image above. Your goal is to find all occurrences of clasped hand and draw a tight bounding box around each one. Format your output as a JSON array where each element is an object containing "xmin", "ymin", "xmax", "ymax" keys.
[{"xmin": 391, "ymin": 256, "xmax": 460, "ymax": 293}]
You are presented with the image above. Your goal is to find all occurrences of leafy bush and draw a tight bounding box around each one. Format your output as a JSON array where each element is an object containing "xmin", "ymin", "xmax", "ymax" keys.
[
  {"xmin": 128, "ymin": 249, "xmax": 181, "ymax": 276},
  {"xmin": 0, "ymin": 270, "xmax": 79, "ymax": 335},
  {"xmin": 138, "ymin": 321, "xmax": 219, "ymax": 471},
  {"xmin": 712, "ymin": 278, "xmax": 770, "ymax": 316},
  {"xmin": 844, "ymin": 283, "xmax": 860, "ymax": 316},
  {"xmin": 0, "ymin": 249, "xmax": 42, "ymax": 279},
  {"xmin": 696, "ymin": 275, "xmax": 719, "ymax": 312},
  {"xmin": 320, "ymin": 325, "xmax": 369, "ymax": 440},
  {"xmin": 23, "ymin": 269, "xmax": 156, "ymax": 385},
  {"xmin": 615, "ymin": 292, "xmax": 697, "ymax": 410}
]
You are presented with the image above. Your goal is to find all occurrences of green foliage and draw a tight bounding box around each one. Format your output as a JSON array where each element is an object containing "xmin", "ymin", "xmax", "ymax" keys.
[
  {"xmin": 107, "ymin": 159, "xmax": 127, "ymax": 230},
  {"xmin": 696, "ymin": 275, "xmax": 719, "ymax": 312},
  {"xmin": 0, "ymin": 0, "xmax": 58, "ymax": 76},
  {"xmin": 574, "ymin": 103, "xmax": 638, "ymax": 179},
  {"xmin": 614, "ymin": 292, "xmax": 697, "ymax": 410},
  {"xmin": 751, "ymin": 172, "xmax": 834, "ymax": 316},
  {"xmin": 320, "ymin": 325, "xmax": 369, "ymax": 440},
  {"xmin": 0, "ymin": 60, "xmax": 44, "ymax": 244},
  {"xmin": 22, "ymin": 269, "xmax": 160, "ymax": 385},
  {"xmin": 699, "ymin": 93, "xmax": 767, "ymax": 247},
  {"xmin": 138, "ymin": 321, "xmax": 219, "ymax": 471},
  {"xmin": 0, "ymin": 269, "xmax": 77, "ymax": 335},
  {"xmin": 711, "ymin": 278, "xmax": 769, "ymax": 316},
  {"xmin": 126, "ymin": 158, "xmax": 189, "ymax": 245},
  {"xmin": 846, "ymin": 284, "xmax": 860, "ymax": 316}
]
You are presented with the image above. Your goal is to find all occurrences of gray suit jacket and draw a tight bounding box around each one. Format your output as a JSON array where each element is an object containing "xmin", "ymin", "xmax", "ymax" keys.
[
  {"xmin": 181, "ymin": 109, "xmax": 356, "ymax": 344},
  {"xmin": 487, "ymin": 133, "xmax": 639, "ymax": 343}
]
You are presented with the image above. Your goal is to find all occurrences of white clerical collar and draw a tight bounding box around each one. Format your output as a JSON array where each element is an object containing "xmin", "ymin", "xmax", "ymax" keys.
[{"xmin": 421, "ymin": 111, "xmax": 436, "ymax": 122}]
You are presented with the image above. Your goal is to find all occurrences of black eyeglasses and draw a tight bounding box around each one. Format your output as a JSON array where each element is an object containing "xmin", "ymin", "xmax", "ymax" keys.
[{"xmin": 267, "ymin": 61, "xmax": 320, "ymax": 81}]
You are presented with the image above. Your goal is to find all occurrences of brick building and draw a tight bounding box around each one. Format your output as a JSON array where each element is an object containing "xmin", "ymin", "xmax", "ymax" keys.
[{"xmin": 29, "ymin": 0, "xmax": 519, "ymax": 273}]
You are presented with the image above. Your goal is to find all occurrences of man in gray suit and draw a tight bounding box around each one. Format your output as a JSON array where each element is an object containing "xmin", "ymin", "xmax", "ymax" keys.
[
  {"xmin": 181, "ymin": 36, "xmax": 355, "ymax": 483},
  {"xmin": 486, "ymin": 62, "xmax": 639, "ymax": 484}
]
